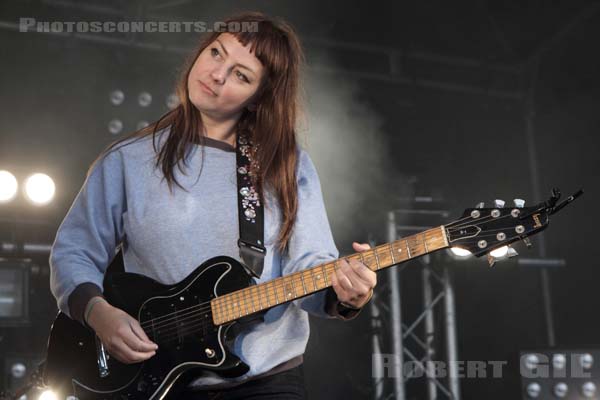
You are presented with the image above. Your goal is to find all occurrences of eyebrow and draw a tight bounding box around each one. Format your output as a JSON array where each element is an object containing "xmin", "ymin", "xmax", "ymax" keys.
[{"xmin": 215, "ymin": 39, "xmax": 256, "ymax": 76}]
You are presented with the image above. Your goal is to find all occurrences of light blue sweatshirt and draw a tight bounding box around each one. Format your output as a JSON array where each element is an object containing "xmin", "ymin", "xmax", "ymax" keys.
[{"xmin": 49, "ymin": 127, "xmax": 351, "ymax": 388}]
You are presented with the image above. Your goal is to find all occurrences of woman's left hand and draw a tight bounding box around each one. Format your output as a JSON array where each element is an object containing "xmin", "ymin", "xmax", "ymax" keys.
[{"xmin": 331, "ymin": 242, "xmax": 377, "ymax": 309}]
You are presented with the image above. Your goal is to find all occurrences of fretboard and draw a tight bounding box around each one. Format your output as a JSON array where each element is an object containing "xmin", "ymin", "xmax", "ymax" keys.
[{"xmin": 211, "ymin": 225, "xmax": 449, "ymax": 325}]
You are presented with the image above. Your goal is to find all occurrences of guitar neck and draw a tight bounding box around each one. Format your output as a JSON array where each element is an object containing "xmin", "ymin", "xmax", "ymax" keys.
[{"xmin": 211, "ymin": 225, "xmax": 450, "ymax": 325}]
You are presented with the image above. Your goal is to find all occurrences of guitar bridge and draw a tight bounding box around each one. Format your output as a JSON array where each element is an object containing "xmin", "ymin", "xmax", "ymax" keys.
[{"xmin": 95, "ymin": 335, "xmax": 110, "ymax": 378}]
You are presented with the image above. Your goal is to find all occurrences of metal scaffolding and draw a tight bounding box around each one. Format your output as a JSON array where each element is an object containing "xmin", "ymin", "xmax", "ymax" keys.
[{"xmin": 370, "ymin": 208, "xmax": 460, "ymax": 400}]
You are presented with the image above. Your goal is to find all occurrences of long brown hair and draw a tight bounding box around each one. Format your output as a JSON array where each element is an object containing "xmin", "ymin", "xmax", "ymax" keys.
[{"xmin": 98, "ymin": 12, "xmax": 303, "ymax": 253}]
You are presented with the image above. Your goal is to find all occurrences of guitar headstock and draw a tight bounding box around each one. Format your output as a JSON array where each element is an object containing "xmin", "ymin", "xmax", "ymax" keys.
[
  {"xmin": 446, "ymin": 198, "xmax": 549, "ymax": 259},
  {"xmin": 444, "ymin": 189, "xmax": 582, "ymax": 266}
]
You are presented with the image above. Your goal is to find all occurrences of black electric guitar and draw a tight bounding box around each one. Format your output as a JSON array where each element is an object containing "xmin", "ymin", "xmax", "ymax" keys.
[{"xmin": 41, "ymin": 189, "xmax": 582, "ymax": 400}]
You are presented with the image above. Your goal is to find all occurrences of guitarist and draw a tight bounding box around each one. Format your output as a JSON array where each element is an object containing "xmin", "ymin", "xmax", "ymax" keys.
[{"xmin": 49, "ymin": 11, "xmax": 377, "ymax": 399}]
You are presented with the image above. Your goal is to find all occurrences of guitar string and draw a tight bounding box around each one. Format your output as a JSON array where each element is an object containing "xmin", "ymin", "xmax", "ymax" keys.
[
  {"xmin": 137, "ymin": 232, "xmax": 441, "ymax": 328},
  {"xmin": 138, "ymin": 235, "xmax": 443, "ymax": 331},
  {"xmin": 139, "ymin": 225, "xmax": 525, "ymax": 340},
  {"xmin": 140, "ymin": 219, "xmax": 529, "ymax": 334},
  {"xmin": 138, "ymin": 230, "xmax": 451, "ymax": 332},
  {"xmin": 446, "ymin": 212, "xmax": 518, "ymax": 231},
  {"xmin": 151, "ymin": 318, "xmax": 215, "ymax": 346}
]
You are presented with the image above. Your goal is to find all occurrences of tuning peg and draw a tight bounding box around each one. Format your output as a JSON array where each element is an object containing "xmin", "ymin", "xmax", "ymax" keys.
[
  {"xmin": 523, "ymin": 238, "xmax": 533, "ymax": 249},
  {"xmin": 494, "ymin": 199, "xmax": 506, "ymax": 208},
  {"xmin": 507, "ymin": 246, "xmax": 519, "ymax": 258},
  {"xmin": 487, "ymin": 253, "xmax": 496, "ymax": 267},
  {"xmin": 476, "ymin": 202, "xmax": 485, "ymax": 209},
  {"xmin": 513, "ymin": 199, "xmax": 525, "ymax": 208}
]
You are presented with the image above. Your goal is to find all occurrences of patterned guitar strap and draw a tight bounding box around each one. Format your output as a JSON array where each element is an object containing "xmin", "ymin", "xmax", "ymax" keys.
[{"xmin": 236, "ymin": 132, "xmax": 266, "ymax": 278}]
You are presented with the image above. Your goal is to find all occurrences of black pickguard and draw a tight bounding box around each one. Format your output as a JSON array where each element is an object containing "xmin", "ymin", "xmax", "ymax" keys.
[{"xmin": 44, "ymin": 255, "xmax": 256, "ymax": 400}]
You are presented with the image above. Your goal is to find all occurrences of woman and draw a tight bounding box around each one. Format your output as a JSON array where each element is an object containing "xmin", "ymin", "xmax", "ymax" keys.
[{"xmin": 50, "ymin": 11, "xmax": 377, "ymax": 399}]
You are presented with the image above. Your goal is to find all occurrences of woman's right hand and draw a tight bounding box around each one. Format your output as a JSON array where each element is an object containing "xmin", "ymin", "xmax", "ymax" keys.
[{"xmin": 86, "ymin": 297, "xmax": 159, "ymax": 364}]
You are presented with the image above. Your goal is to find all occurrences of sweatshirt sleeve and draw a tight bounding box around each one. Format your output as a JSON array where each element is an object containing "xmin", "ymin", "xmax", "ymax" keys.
[
  {"xmin": 49, "ymin": 149, "xmax": 127, "ymax": 322},
  {"xmin": 280, "ymin": 150, "xmax": 359, "ymax": 320}
]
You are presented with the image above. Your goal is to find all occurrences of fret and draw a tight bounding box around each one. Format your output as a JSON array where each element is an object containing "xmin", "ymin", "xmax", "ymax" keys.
[
  {"xmin": 310, "ymin": 268, "xmax": 318, "ymax": 291},
  {"xmin": 322, "ymin": 264, "xmax": 329, "ymax": 286},
  {"xmin": 254, "ymin": 285, "xmax": 262, "ymax": 311},
  {"xmin": 289, "ymin": 276, "xmax": 296, "ymax": 299},
  {"xmin": 216, "ymin": 298, "xmax": 224, "ymax": 324},
  {"xmin": 422, "ymin": 233, "xmax": 429, "ymax": 252},
  {"xmin": 373, "ymin": 249, "xmax": 381, "ymax": 270},
  {"xmin": 264, "ymin": 285, "xmax": 271, "ymax": 307},
  {"xmin": 248, "ymin": 287, "xmax": 256, "ymax": 313},
  {"xmin": 239, "ymin": 291, "xmax": 246, "ymax": 315},
  {"xmin": 232, "ymin": 292, "xmax": 240, "ymax": 318},
  {"xmin": 286, "ymin": 277, "xmax": 295, "ymax": 300},
  {"xmin": 359, "ymin": 252, "xmax": 366, "ymax": 266},
  {"xmin": 239, "ymin": 291, "xmax": 248, "ymax": 316},
  {"xmin": 405, "ymin": 240, "xmax": 411, "ymax": 258},
  {"xmin": 222, "ymin": 296, "xmax": 230, "ymax": 321},
  {"xmin": 300, "ymin": 272, "xmax": 307, "ymax": 295},
  {"xmin": 272, "ymin": 280, "xmax": 280, "ymax": 305},
  {"xmin": 389, "ymin": 243, "xmax": 396, "ymax": 264}
]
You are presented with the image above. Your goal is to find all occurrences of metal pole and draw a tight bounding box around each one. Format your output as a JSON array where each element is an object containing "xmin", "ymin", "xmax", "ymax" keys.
[
  {"xmin": 388, "ymin": 211, "xmax": 405, "ymax": 399},
  {"xmin": 422, "ymin": 260, "xmax": 437, "ymax": 400},
  {"xmin": 443, "ymin": 267, "xmax": 461, "ymax": 399},
  {"xmin": 370, "ymin": 294, "xmax": 385, "ymax": 399}
]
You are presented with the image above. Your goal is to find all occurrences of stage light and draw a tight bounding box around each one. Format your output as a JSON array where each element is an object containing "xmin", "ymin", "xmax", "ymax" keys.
[
  {"xmin": 166, "ymin": 93, "xmax": 179, "ymax": 109},
  {"xmin": 582, "ymin": 382, "xmax": 596, "ymax": 398},
  {"xmin": 109, "ymin": 90, "xmax": 125, "ymax": 106},
  {"xmin": 38, "ymin": 390, "xmax": 57, "ymax": 400},
  {"xmin": 108, "ymin": 119, "xmax": 123, "ymax": 135},
  {"xmin": 138, "ymin": 91, "xmax": 152, "ymax": 107},
  {"xmin": 553, "ymin": 354, "xmax": 567, "ymax": 370},
  {"xmin": 10, "ymin": 362, "xmax": 26, "ymax": 379},
  {"xmin": 580, "ymin": 354, "xmax": 594, "ymax": 369},
  {"xmin": 522, "ymin": 349, "xmax": 600, "ymax": 400},
  {"xmin": 554, "ymin": 382, "xmax": 568, "ymax": 397},
  {"xmin": 524, "ymin": 354, "xmax": 540, "ymax": 370},
  {"xmin": 449, "ymin": 247, "xmax": 472, "ymax": 257},
  {"xmin": 0, "ymin": 170, "xmax": 18, "ymax": 203},
  {"xmin": 23, "ymin": 173, "xmax": 55, "ymax": 205},
  {"xmin": 526, "ymin": 382, "xmax": 541, "ymax": 398},
  {"xmin": 490, "ymin": 246, "xmax": 508, "ymax": 258}
]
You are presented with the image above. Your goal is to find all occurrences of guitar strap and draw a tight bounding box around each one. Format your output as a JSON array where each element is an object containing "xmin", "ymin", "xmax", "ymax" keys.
[{"xmin": 235, "ymin": 132, "xmax": 266, "ymax": 278}]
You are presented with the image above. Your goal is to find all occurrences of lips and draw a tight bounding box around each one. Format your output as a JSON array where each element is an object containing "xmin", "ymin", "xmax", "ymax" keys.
[{"xmin": 198, "ymin": 80, "xmax": 217, "ymax": 96}]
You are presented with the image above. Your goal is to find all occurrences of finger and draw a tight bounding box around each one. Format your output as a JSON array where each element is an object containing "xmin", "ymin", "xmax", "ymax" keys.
[
  {"xmin": 352, "ymin": 242, "xmax": 371, "ymax": 251},
  {"xmin": 121, "ymin": 325, "xmax": 160, "ymax": 353},
  {"xmin": 130, "ymin": 320, "xmax": 158, "ymax": 348},
  {"xmin": 331, "ymin": 270, "xmax": 347, "ymax": 298},
  {"xmin": 349, "ymin": 260, "xmax": 377, "ymax": 286},
  {"xmin": 111, "ymin": 340, "xmax": 155, "ymax": 364},
  {"xmin": 344, "ymin": 273, "xmax": 370, "ymax": 297},
  {"xmin": 346, "ymin": 260, "xmax": 375, "ymax": 287},
  {"xmin": 336, "ymin": 266, "xmax": 355, "ymax": 292}
]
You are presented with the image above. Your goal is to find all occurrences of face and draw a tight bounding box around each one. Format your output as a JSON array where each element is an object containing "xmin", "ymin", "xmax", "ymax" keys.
[{"xmin": 187, "ymin": 33, "xmax": 265, "ymax": 122}]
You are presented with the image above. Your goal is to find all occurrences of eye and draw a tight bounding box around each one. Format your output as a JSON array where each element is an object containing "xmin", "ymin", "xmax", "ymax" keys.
[
  {"xmin": 210, "ymin": 47, "xmax": 220, "ymax": 58},
  {"xmin": 235, "ymin": 70, "xmax": 249, "ymax": 83}
]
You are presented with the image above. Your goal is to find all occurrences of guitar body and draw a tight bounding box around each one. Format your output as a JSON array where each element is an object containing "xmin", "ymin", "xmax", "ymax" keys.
[{"xmin": 44, "ymin": 256, "xmax": 254, "ymax": 400}]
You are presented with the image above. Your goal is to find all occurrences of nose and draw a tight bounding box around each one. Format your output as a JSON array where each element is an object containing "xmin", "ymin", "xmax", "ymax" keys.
[{"xmin": 210, "ymin": 64, "xmax": 227, "ymax": 84}]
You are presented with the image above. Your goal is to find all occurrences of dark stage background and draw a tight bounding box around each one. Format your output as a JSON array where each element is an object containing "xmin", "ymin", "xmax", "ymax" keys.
[{"xmin": 0, "ymin": 1, "xmax": 599, "ymax": 399}]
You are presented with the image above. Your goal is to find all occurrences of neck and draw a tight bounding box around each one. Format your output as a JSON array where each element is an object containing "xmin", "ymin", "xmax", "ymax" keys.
[
  {"xmin": 199, "ymin": 112, "xmax": 240, "ymax": 147},
  {"xmin": 210, "ymin": 225, "xmax": 451, "ymax": 326}
]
